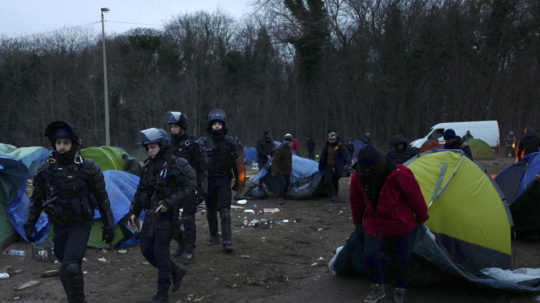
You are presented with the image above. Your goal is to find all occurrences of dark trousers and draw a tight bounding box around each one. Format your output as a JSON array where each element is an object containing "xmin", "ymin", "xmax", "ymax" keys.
[
  {"xmin": 141, "ymin": 213, "xmax": 179, "ymax": 293},
  {"xmin": 364, "ymin": 229, "xmax": 416, "ymax": 288},
  {"xmin": 308, "ymin": 150, "xmax": 315, "ymax": 159},
  {"xmin": 277, "ymin": 174, "xmax": 290, "ymax": 199},
  {"xmin": 53, "ymin": 221, "xmax": 92, "ymax": 303},
  {"xmin": 207, "ymin": 176, "xmax": 232, "ymax": 244},
  {"xmin": 323, "ymin": 169, "xmax": 340, "ymax": 198},
  {"xmin": 174, "ymin": 194, "xmax": 197, "ymax": 253}
]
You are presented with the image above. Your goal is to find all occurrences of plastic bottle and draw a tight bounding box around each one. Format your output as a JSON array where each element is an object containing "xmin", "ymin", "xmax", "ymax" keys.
[{"xmin": 7, "ymin": 249, "xmax": 25, "ymax": 256}]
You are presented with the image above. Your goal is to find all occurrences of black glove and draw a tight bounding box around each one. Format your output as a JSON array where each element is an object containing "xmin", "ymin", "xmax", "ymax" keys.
[
  {"xmin": 232, "ymin": 179, "xmax": 240, "ymax": 191},
  {"xmin": 102, "ymin": 227, "xmax": 114, "ymax": 244},
  {"xmin": 24, "ymin": 224, "xmax": 37, "ymax": 242}
]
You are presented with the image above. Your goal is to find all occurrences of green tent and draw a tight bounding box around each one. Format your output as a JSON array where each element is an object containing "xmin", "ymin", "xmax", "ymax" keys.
[
  {"xmin": 465, "ymin": 138, "xmax": 495, "ymax": 160},
  {"xmin": 80, "ymin": 146, "xmax": 140, "ymax": 175},
  {"xmin": 0, "ymin": 143, "xmax": 50, "ymax": 176},
  {"xmin": 407, "ymin": 150, "xmax": 512, "ymax": 271}
]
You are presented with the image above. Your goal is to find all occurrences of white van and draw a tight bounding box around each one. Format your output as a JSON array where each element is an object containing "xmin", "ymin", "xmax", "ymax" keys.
[{"xmin": 410, "ymin": 120, "xmax": 500, "ymax": 149}]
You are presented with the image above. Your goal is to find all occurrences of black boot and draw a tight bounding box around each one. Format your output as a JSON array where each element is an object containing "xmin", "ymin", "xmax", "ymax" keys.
[
  {"xmin": 62, "ymin": 263, "xmax": 86, "ymax": 303},
  {"xmin": 182, "ymin": 215, "xmax": 196, "ymax": 264},
  {"xmin": 220, "ymin": 209, "xmax": 233, "ymax": 253},
  {"xmin": 171, "ymin": 263, "xmax": 186, "ymax": 293},
  {"xmin": 207, "ymin": 210, "xmax": 220, "ymax": 246}
]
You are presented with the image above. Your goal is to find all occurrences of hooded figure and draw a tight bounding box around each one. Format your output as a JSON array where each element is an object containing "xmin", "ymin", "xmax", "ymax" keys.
[
  {"xmin": 386, "ymin": 134, "xmax": 418, "ymax": 166},
  {"xmin": 443, "ymin": 129, "xmax": 473, "ymax": 160},
  {"xmin": 256, "ymin": 130, "xmax": 274, "ymax": 170},
  {"xmin": 319, "ymin": 131, "xmax": 350, "ymax": 201},
  {"xmin": 25, "ymin": 121, "xmax": 115, "ymax": 303},
  {"xmin": 350, "ymin": 145, "xmax": 428, "ymax": 303}
]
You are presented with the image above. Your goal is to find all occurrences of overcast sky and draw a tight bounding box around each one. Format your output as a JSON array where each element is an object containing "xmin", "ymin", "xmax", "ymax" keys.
[{"xmin": 0, "ymin": 0, "xmax": 255, "ymax": 38}]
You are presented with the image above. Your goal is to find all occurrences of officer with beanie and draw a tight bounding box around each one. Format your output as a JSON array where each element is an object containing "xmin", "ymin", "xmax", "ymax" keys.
[
  {"xmin": 128, "ymin": 128, "xmax": 195, "ymax": 303},
  {"xmin": 197, "ymin": 109, "xmax": 245, "ymax": 253},
  {"xmin": 443, "ymin": 129, "xmax": 473, "ymax": 160},
  {"xmin": 24, "ymin": 121, "xmax": 115, "ymax": 303},
  {"xmin": 165, "ymin": 111, "xmax": 207, "ymax": 264},
  {"xmin": 350, "ymin": 145, "xmax": 428, "ymax": 303}
]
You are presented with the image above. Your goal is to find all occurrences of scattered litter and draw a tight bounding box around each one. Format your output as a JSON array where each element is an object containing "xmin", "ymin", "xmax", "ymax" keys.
[
  {"xmin": 338, "ymin": 210, "xmax": 344, "ymax": 215},
  {"xmin": 240, "ymin": 255, "xmax": 251, "ymax": 259},
  {"xmin": 282, "ymin": 219, "xmax": 289, "ymax": 223},
  {"xmin": 260, "ymin": 237, "xmax": 267, "ymax": 243},
  {"xmin": 7, "ymin": 249, "xmax": 25, "ymax": 257},
  {"xmin": 236, "ymin": 199, "xmax": 248, "ymax": 205},
  {"xmin": 264, "ymin": 208, "xmax": 280, "ymax": 214},
  {"xmin": 14, "ymin": 280, "xmax": 40, "ymax": 291},
  {"xmin": 101, "ymin": 249, "xmax": 108, "ymax": 253},
  {"xmin": 83, "ymin": 271, "xmax": 88, "ymax": 275},
  {"xmin": 13, "ymin": 296, "xmax": 20, "ymax": 301},
  {"xmin": 231, "ymin": 205, "xmax": 245, "ymax": 210},
  {"xmin": 252, "ymin": 204, "xmax": 257, "ymax": 209},
  {"xmin": 117, "ymin": 249, "xmax": 128, "ymax": 254},
  {"xmin": 0, "ymin": 273, "xmax": 10, "ymax": 279},
  {"xmin": 41, "ymin": 269, "xmax": 59, "ymax": 278},
  {"xmin": 244, "ymin": 209, "xmax": 255, "ymax": 214},
  {"xmin": 54, "ymin": 260, "xmax": 59, "ymax": 264},
  {"xmin": 97, "ymin": 257, "xmax": 107, "ymax": 263},
  {"xmin": 142, "ymin": 261, "xmax": 150, "ymax": 265},
  {"xmin": 248, "ymin": 219, "xmax": 260, "ymax": 227},
  {"xmin": 230, "ymin": 283, "xmax": 238, "ymax": 288},
  {"xmin": 82, "ymin": 257, "xmax": 87, "ymax": 262},
  {"xmin": 317, "ymin": 228, "xmax": 324, "ymax": 232},
  {"xmin": 311, "ymin": 262, "xmax": 318, "ymax": 267},
  {"xmin": 12, "ymin": 268, "xmax": 23, "ymax": 275}
]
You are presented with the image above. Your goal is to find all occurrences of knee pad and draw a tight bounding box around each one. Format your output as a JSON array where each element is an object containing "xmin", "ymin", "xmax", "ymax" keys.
[{"xmin": 64, "ymin": 263, "xmax": 82, "ymax": 277}]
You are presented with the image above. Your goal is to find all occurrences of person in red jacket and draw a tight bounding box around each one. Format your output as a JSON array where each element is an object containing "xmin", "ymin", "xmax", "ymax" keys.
[{"xmin": 349, "ymin": 145, "xmax": 429, "ymax": 303}]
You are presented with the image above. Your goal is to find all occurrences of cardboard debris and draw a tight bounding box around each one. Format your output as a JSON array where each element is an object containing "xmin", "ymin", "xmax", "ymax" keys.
[{"xmin": 15, "ymin": 280, "xmax": 40, "ymax": 291}]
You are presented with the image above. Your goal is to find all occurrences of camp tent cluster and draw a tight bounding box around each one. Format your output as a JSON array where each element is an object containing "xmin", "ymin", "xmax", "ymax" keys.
[
  {"xmin": 0, "ymin": 144, "xmax": 142, "ymax": 249},
  {"xmin": 330, "ymin": 150, "xmax": 540, "ymax": 292}
]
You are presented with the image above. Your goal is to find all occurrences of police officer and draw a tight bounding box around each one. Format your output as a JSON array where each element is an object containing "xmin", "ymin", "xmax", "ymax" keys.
[
  {"xmin": 128, "ymin": 128, "xmax": 195, "ymax": 303},
  {"xmin": 198, "ymin": 109, "xmax": 245, "ymax": 253},
  {"xmin": 24, "ymin": 121, "xmax": 115, "ymax": 303},
  {"xmin": 165, "ymin": 111, "xmax": 207, "ymax": 264}
]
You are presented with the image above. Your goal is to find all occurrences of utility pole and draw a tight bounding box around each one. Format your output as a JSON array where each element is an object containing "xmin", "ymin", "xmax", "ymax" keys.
[{"xmin": 101, "ymin": 7, "xmax": 111, "ymax": 146}]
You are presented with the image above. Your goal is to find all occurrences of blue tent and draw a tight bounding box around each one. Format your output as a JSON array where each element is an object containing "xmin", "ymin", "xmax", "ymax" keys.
[
  {"xmin": 0, "ymin": 156, "xmax": 49, "ymax": 247},
  {"xmin": 496, "ymin": 152, "xmax": 540, "ymax": 235},
  {"xmin": 247, "ymin": 154, "xmax": 322, "ymax": 199},
  {"xmin": 0, "ymin": 144, "xmax": 50, "ymax": 177},
  {"xmin": 244, "ymin": 141, "xmax": 281, "ymax": 164}
]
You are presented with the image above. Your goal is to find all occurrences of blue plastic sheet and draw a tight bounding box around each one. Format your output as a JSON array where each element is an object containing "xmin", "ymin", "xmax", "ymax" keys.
[{"xmin": 244, "ymin": 141, "xmax": 281, "ymax": 163}]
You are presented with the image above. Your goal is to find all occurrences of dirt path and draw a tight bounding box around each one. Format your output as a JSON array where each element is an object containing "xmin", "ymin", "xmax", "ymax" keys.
[{"xmin": 1, "ymin": 157, "xmax": 539, "ymax": 303}]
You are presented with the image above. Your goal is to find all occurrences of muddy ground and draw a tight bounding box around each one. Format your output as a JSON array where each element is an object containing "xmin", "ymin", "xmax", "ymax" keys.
[{"xmin": 1, "ymin": 156, "xmax": 540, "ymax": 303}]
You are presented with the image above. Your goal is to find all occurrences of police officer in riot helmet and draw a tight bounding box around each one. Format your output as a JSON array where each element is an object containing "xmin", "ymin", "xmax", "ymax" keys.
[
  {"xmin": 197, "ymin": 109, "xmax": 245, "ymax": 253},
  {"xmin": 165, "ymin": 111, "xmax": 207, "ymax": 264},
  {"xmin": 128, "ymin": 128, "xmax": 195, "ymax": 303},
  {"xmin": 24, "ymin": 121, "xmax": 115, "ymax": 303}
]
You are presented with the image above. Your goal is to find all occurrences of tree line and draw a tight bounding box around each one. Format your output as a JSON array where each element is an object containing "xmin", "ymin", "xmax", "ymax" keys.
[{"xmin": 1, "ymin": 0, "xmax": 539, "ymax": 153}]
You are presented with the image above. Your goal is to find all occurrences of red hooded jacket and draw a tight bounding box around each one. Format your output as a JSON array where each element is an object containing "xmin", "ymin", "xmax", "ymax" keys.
[{"xmin": 349, "ymin": 164, "xmax": 429, "ymax": 237}]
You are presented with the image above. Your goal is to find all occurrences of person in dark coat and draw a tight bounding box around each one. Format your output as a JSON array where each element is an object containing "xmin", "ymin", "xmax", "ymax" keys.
[
  {"xmin": 128, "ymin": 128, "xmax": 194, "ymax": 303},
  {"xmin": 306, "ymin": 136, "xmax": 316, "ymax": 159},
  {"xmin": 443, "ymin": 129, "xmax": 473, "ymax": 160},
  {"xmin": 504, "ymin": 131, "xmax": 517, "ymax": 158},
  {"xmin": 256, "ymin": 130, "xmax": 274, "ymax": 170},
  {"xmin": 319, "ymin": 131, "xmax": 350, "ymax": 201},
  {"xmin": 462, "ymin": 130, "xmax": 473, "ymax": 142},
  {"xmin": 271, "ymin": 133, "xmax": 293, "ymax": 201},
  {"xmin": 350, "ymin": 145, "xmax": 428, "ymax": 303},
  {"xmin": 516, "ymin": 128, "xmax": 540, "ymax": 162},
  {"xmin": 386, "ymin": 134, "xmax": 418, "ymax": 166},
  {"xmin": 25, "ymin": 121, "xmax": 115, "ymax": 303}
]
